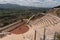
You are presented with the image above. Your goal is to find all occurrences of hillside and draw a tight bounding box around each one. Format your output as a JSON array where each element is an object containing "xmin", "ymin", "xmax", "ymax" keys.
[
  {"xmin": 0, "ymin": 3, "xmax": 50, "ymax": 28},
  {"xmin": 54, "ymin": 6, "xmax": 60, "ymax": 8},
  {"xmin": 47, "ymin": 5, "xmax": 60, "ymax": 17},
  {"xmin": 0, "ymin": 3, "xmax": 49, "ymax": 11},
  {"xmin": 0, "ymin": 4, "xmax": 32, "ymax": 10}
]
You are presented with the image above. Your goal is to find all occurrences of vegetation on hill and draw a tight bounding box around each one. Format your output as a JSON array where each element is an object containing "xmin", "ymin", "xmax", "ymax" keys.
[
  {"xmin": 54, "ymin": 6, "xmax": 60, "ymax": 8},
  {"xmin": 0, "ymin": 4, "xmax": 49, "ymax": 28}
]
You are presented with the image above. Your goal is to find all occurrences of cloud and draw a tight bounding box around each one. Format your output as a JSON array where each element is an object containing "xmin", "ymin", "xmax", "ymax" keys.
[
  {"xmin": 0, "ymin": 0, "xmax": 60, "ymax": 7},
  {"xmin": 44, "ymin": 0, "xmax": 60, "ymax": 7}
]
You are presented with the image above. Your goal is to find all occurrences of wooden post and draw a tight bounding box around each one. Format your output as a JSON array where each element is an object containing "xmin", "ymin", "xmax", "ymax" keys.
[
  {"xmin": 34, "ymin": 30, "xmax": 36, "ymax": 40},
  {"xmin": 43, "ymin": 27, "xmax": 46, "ymax": 40},
  {"xmin": 54, "ymin": 32, "xmax": 57, "ymax": 40}
]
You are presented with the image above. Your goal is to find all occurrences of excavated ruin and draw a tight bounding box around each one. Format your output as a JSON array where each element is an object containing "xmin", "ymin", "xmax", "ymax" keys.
[{"xmin": 0, "ymin": 14, "xmax": 60, "ymax": 40}]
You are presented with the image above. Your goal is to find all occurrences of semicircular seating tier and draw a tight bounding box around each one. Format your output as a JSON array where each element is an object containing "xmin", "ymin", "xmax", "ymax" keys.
[
  {"xmin": 30, "ymin": 14, "xmax": 60, "ymax": 28},
  {"xmin": 28, "ymin": 14, "xmax": 60, "ymax": 40}
]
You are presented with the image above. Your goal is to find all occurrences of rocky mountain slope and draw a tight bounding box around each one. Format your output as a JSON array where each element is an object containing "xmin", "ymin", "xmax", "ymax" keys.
[{"xmin": 47, "ymin": 6, "xmax": 60, "ymax": 17}]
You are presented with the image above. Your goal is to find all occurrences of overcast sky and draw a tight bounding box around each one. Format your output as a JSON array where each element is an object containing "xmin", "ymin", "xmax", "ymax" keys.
[{"xmin": 0, "ymin": 0, "xmax": 60, "ymax": 7}]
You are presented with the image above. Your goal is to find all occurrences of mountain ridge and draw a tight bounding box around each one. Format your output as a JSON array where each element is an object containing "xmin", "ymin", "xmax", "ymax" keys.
[
  {"xmin": 0, "ymin": 3, "xmax": 50, "ymax": 10},
  {"xmin": 54, "ymin": 5, "xmax": 60, "ymax": 8}
]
